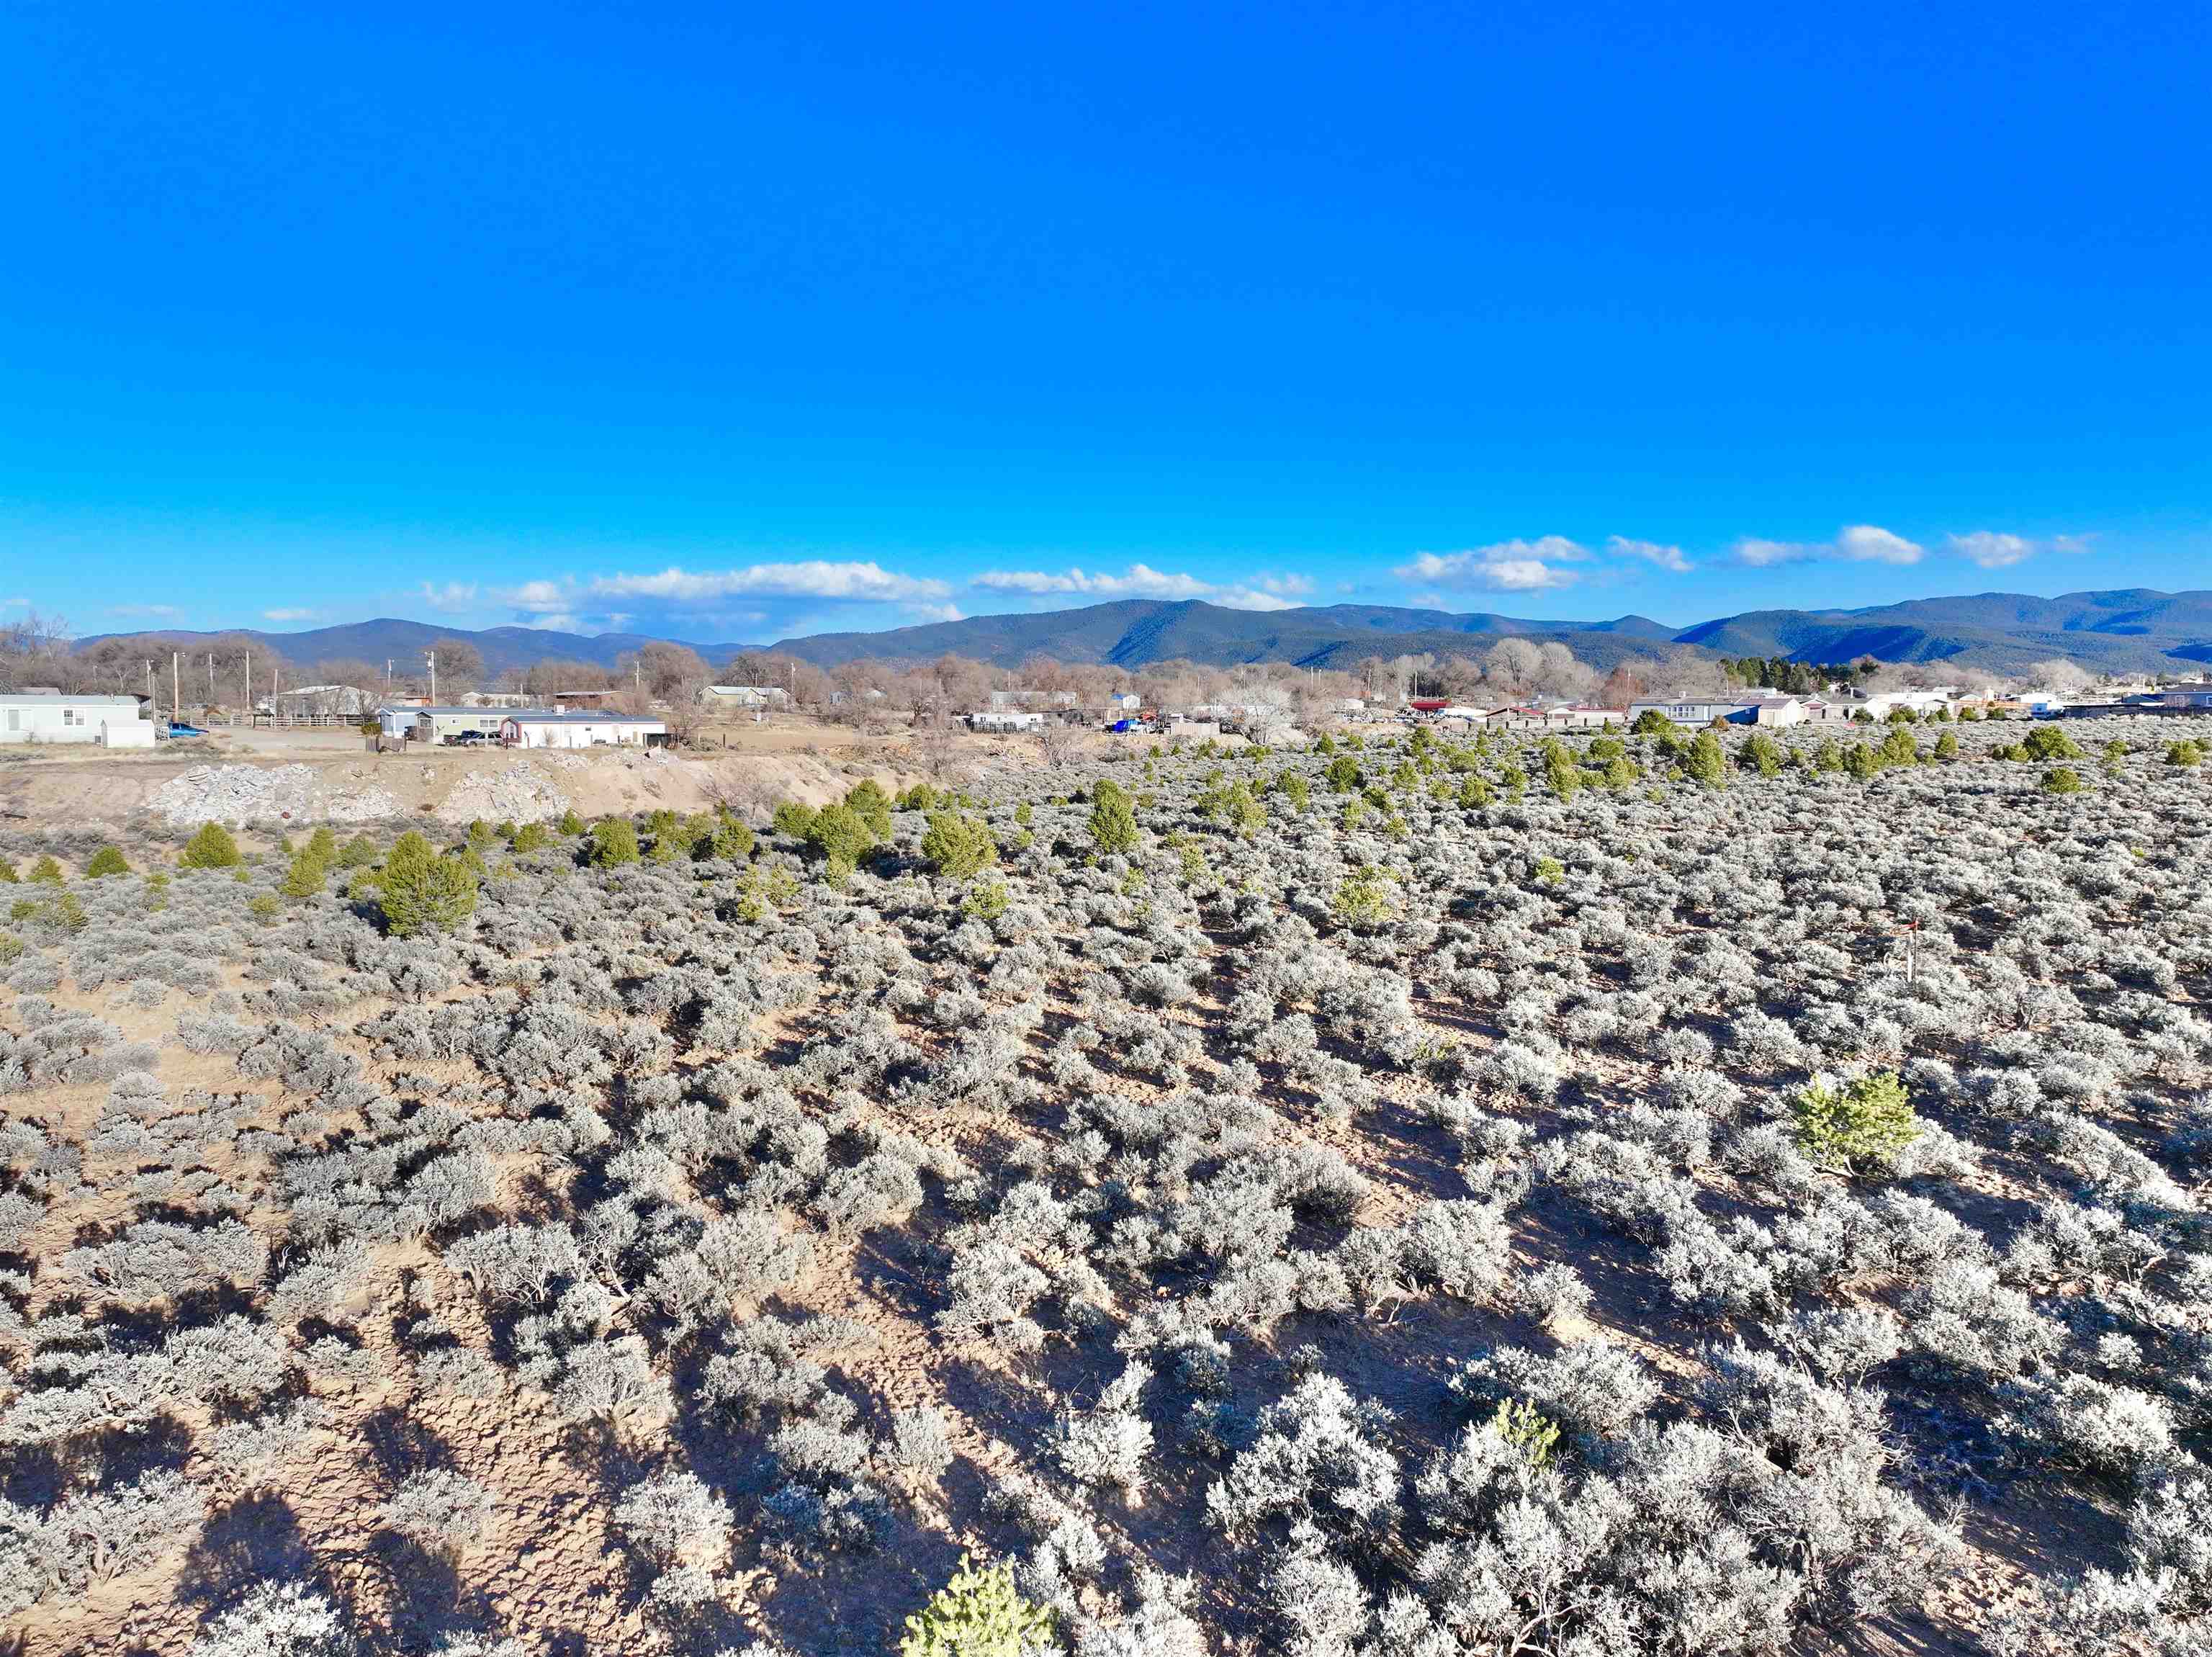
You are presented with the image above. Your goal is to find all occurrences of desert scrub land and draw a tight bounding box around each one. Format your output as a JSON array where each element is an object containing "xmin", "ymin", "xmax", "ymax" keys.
[{"xmin": 0, "ymin": 712, "xmax": 2208, "ymax": 1657}]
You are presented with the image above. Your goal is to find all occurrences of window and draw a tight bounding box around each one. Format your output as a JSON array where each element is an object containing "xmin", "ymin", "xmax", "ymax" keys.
[{"xmin": 61, "ymin": 708, "xmax": 78, "ymax": 727}]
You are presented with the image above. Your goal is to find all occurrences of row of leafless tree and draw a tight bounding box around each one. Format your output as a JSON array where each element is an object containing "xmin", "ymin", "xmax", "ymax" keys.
[{"xmin": 10, "ymin": 607, "xmax": 2085, "ymax": 723}]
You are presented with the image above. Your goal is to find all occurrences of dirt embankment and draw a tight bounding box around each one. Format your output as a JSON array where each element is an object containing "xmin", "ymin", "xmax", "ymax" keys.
[{"xmin": 0, "ymin": 745, "xmax": 935, "ymax": 832}]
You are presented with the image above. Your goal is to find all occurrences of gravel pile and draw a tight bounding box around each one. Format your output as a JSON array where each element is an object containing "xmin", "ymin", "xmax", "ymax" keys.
[
  {"xmin": 434, "ymin": 764, "xmax": 572, "ymax": 825},
  {"xmin": 148, "ymin": 765, "xmax": 403, "ymax": 827}
]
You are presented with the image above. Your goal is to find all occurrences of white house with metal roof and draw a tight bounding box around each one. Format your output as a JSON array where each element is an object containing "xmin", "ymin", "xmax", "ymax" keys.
[
  {"xmin": 498, "ymin": 711, "xmax": 667, "ymax": 748},
  {"xmin": 0, "ymin": 693, "xmax": 156, "ymax": 747}
]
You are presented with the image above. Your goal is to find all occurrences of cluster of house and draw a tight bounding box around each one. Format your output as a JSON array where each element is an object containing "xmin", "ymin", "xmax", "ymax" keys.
[{"xmin": 1400, "ymin": 682, "xmax": 2212, "ymax": 732}]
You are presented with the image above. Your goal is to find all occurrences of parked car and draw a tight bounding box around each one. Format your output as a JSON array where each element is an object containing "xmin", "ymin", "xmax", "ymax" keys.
[
  {"xmin": 163, "ymin": 722, "xmax": 207, "ymax": 737},
  {"xmin": 449, "ymin": 729, "xmax": 490, "ymax": 745}
]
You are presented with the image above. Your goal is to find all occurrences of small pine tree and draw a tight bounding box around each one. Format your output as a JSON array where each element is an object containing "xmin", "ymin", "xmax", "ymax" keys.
[
  {"xmin": 1540, "ymin": 740, "xmax": 1581, "ymax": 800},
  {"xmin": 179, "ymin": 823, "xmax": 243, "ymax": 869},
  {"xmin": 706, "ymin": 814, "xmax": 756, "ymax": 861},
  {"xmin": 920, "ymin": 809, "xmax": 998, "ymax": 880},
  {"xmin": 1740, "ymin": 732, "xmax": 1784, "ymax": 776},
  {"xmin": 1331, "ymin": 866, "xmax": 1397, "ymax": 928},
  {"xmin": 845, "ymin": 779, "xmax": 894, "ymax": 840},
  {"xmin": 1087, "ymin": 778, "xmax": 1139, "ymax": 856},
  {"xmin": 590, "ymin": 819, "xmax": 641, "ymax": 867},
  {"xmin": 85, "ymin": 846, "xmax": 130, "ymax": 879},
  {"xmin": 557, "ymin": 807, "xmax": 587, "ymax": 836},
  {"xmin": 1685, "ymin": 729, "xmax": 1728, "ymax": 789},
  {"xmin": 280, "ymin": 844, "xmax": 330, "ymax": 899},
  {"xmin": 377, "ymin": 831, "xmax": 479, "ymax": 937},
  {"xmin": 901, "ymin": 1556, "xmax": 1052, "ymax": 1657},
  {"xmin": 336, "ymin": 832, "xmax": 380, "ymax": 868},
  {"xmin": 27, "ymin": 856, "xmax": 64, "ymax": 884},
  {"xmin": 2041, "ymin": 765, "xmax": 2084, "ymax": 794},
  {"xmin": 2023, "ymin": 724, "xmax": 2083, "ymax": 762},
  {"xmin": 962, "ymin": 878, "xmax": 1010, "ymax": 920},
  {"xmin": 512, "ymin": 822, "xmax": 552, "ymax": 853},
  {"xmin": 804, "ymin": 802, "xmax": 878, "ymax": 871},
  {"xmin": 1491, "ymin": 1398, "xmax": 1560, "ymax": 1467},
  {"xmin": 1934, "ymin": 730, "xmax": 1959, "ymax": 760},
  {"xmin": 1791, "ymin": 1072, "xmax": 1922, "ymax": 1176}
]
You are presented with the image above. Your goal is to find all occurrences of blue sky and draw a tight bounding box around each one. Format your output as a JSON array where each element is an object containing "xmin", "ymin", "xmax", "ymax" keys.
[{"xmin": 3, "ymin": 1, "xmax": 2207, "ymax": 646}]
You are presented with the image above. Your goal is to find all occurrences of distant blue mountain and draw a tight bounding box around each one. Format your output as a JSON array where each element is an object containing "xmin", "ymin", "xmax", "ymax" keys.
[{"xmin": 72, "ymin": 588, "xmax": 2212, "ymax": 677}]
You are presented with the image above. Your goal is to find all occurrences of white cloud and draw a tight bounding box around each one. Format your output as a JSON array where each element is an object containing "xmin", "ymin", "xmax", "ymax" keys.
[
  {"xmin": 1946, "ymin": 529, "xmax": 2092, "ymax": 569},
  {"xmin": 1606, "ymin": 535, "xmax": 1693, "ymax": 573},
  {"xmin": 1837, "ymin": 524, "xmax": 1923, "ymax": 564},
  {"xmin": 421, "ymin": 581, "xmax": 480, "ymax": 613},
  {"xmin": 1735, "ymin": 524, "xmax": 1923, "ymax": 567},
  {"xmin": 262, "ymin": 607, "xmax": 318, "ymax": 622},
  {"xmin": 503, "ymin": 579, "xmax": 575, "ymax": 615},
  {"xmin": 970, "ymin": 563, "xmax": 1306, "ymax": 611},
  {"xmin": 1946, "ymin": 531, "xmax": 2032, "ymax": 569},
  {"xmin": 585, "ymin": 562, "xmax": 952, "ymax": 605},
  {"xmin": 107, "ymin": 603, "xmax": 184, "ymax": 619},
  {"xmin": 909, "ymin": 602, "xmax": 967, "ymax": 624},
  {"xmin": 1, "ymin": 596, "xmax": 27, "ymax": 608},
  {"xmin": 1393, "ymin": 542, "xmax": 1583, "ymax": 592},
  {"xmin": 1735, "ymin": 537, "xmax": 1809, "ymax": 567}
]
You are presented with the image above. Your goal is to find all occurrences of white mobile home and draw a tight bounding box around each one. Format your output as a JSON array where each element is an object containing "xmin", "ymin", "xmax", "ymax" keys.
[
  {"xmin": 0, "ymin": 693, "xmax": 156, "ymax": 747},
  {"xmin": 500, "ymin": 711, "xmax": 667, "ymax": 748},
  {"xmin": 413, "ymin": 706, "xmax": 523, "ymax": 745},
  {"xmin": 966, "ymin": 710, "xmax": 1045, "ymax": 733}
]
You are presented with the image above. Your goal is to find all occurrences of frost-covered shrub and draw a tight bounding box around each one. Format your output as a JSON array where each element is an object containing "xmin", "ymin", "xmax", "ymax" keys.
[
  {"xmin": 1206, "ymin": 1375, "xmax": 1399, "ymax": 1541},
  {"xmin": 1449, "ymin": 1340, "xmax": 1660, "ymax": 1442},
  {"xmin": 886, "ymin": 1404, "xmax": 956, "ymax": 1485},
  {"xmin": 188, "ymin": 1581, "xmax": 352, "ymax": 1656},
  {"xmin": 611, "ymin": 1468, "xmax": 732, "ymax": 1571},
  {"xmin": 377, "ymin": 1470, "xmax": 494, "ymax": 1558},
  {"xmin": 1054, "ymin": 1361, "xmax": 1154, "ymax": 1504}
]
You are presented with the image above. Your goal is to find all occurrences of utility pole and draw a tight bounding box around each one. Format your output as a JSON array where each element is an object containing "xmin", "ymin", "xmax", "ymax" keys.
[
  {"xmin": 171, "ymin": 652, "xmax": 180, "ymax": 723},
  {"xmin": 206, "ymin": 653, "xmax": 215, "ymax": 710},
  {"xmin": 243, "ymin": 652, "xmax": 251, "ymax": 722},
  {"xmin": 385, "ymin": 659, "xmax": 394, "ymax": 699},
  {"xmin": 426, "ymin": 649, "xmax": 437, "ymax": 705}
]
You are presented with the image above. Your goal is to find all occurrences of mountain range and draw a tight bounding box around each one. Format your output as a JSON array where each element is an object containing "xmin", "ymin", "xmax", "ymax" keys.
[{"xmin": 72, "ymin": 588, "xmax": 2212, "ymax": 679}]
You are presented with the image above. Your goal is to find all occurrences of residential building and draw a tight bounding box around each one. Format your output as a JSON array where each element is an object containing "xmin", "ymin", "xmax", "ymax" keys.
[
  {"xmin": 413, "ymin": 706, "xmax": 529, "ymax": 744},
  {"xmin": 1627, "ymin": 695, "xmax": 1807, "ymax": 728},
  {"xmin": 699, "ymin": 684, "xmax": 791, "ymax": 709},
  {"xmin": 2157, "ymin": 681, "xmax": 2212, "ymax": 710},
  {"xmin": 499, "ymin": 711, "xmax": 667, "ymax": 747},
  {"xmin": 0, "ymin": 693, "xmax": 156, "ymax": 747},
  {"xmin": 551, "ymin": 688, "xmax": 621, "ymax": 710},
  {"xmin": 966, "ymin": 710, "xmax": 1046, "ymax": 733},
  {"xmin": 266, "ymin": 684, "xmax": 374, "ymax": 718}
]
